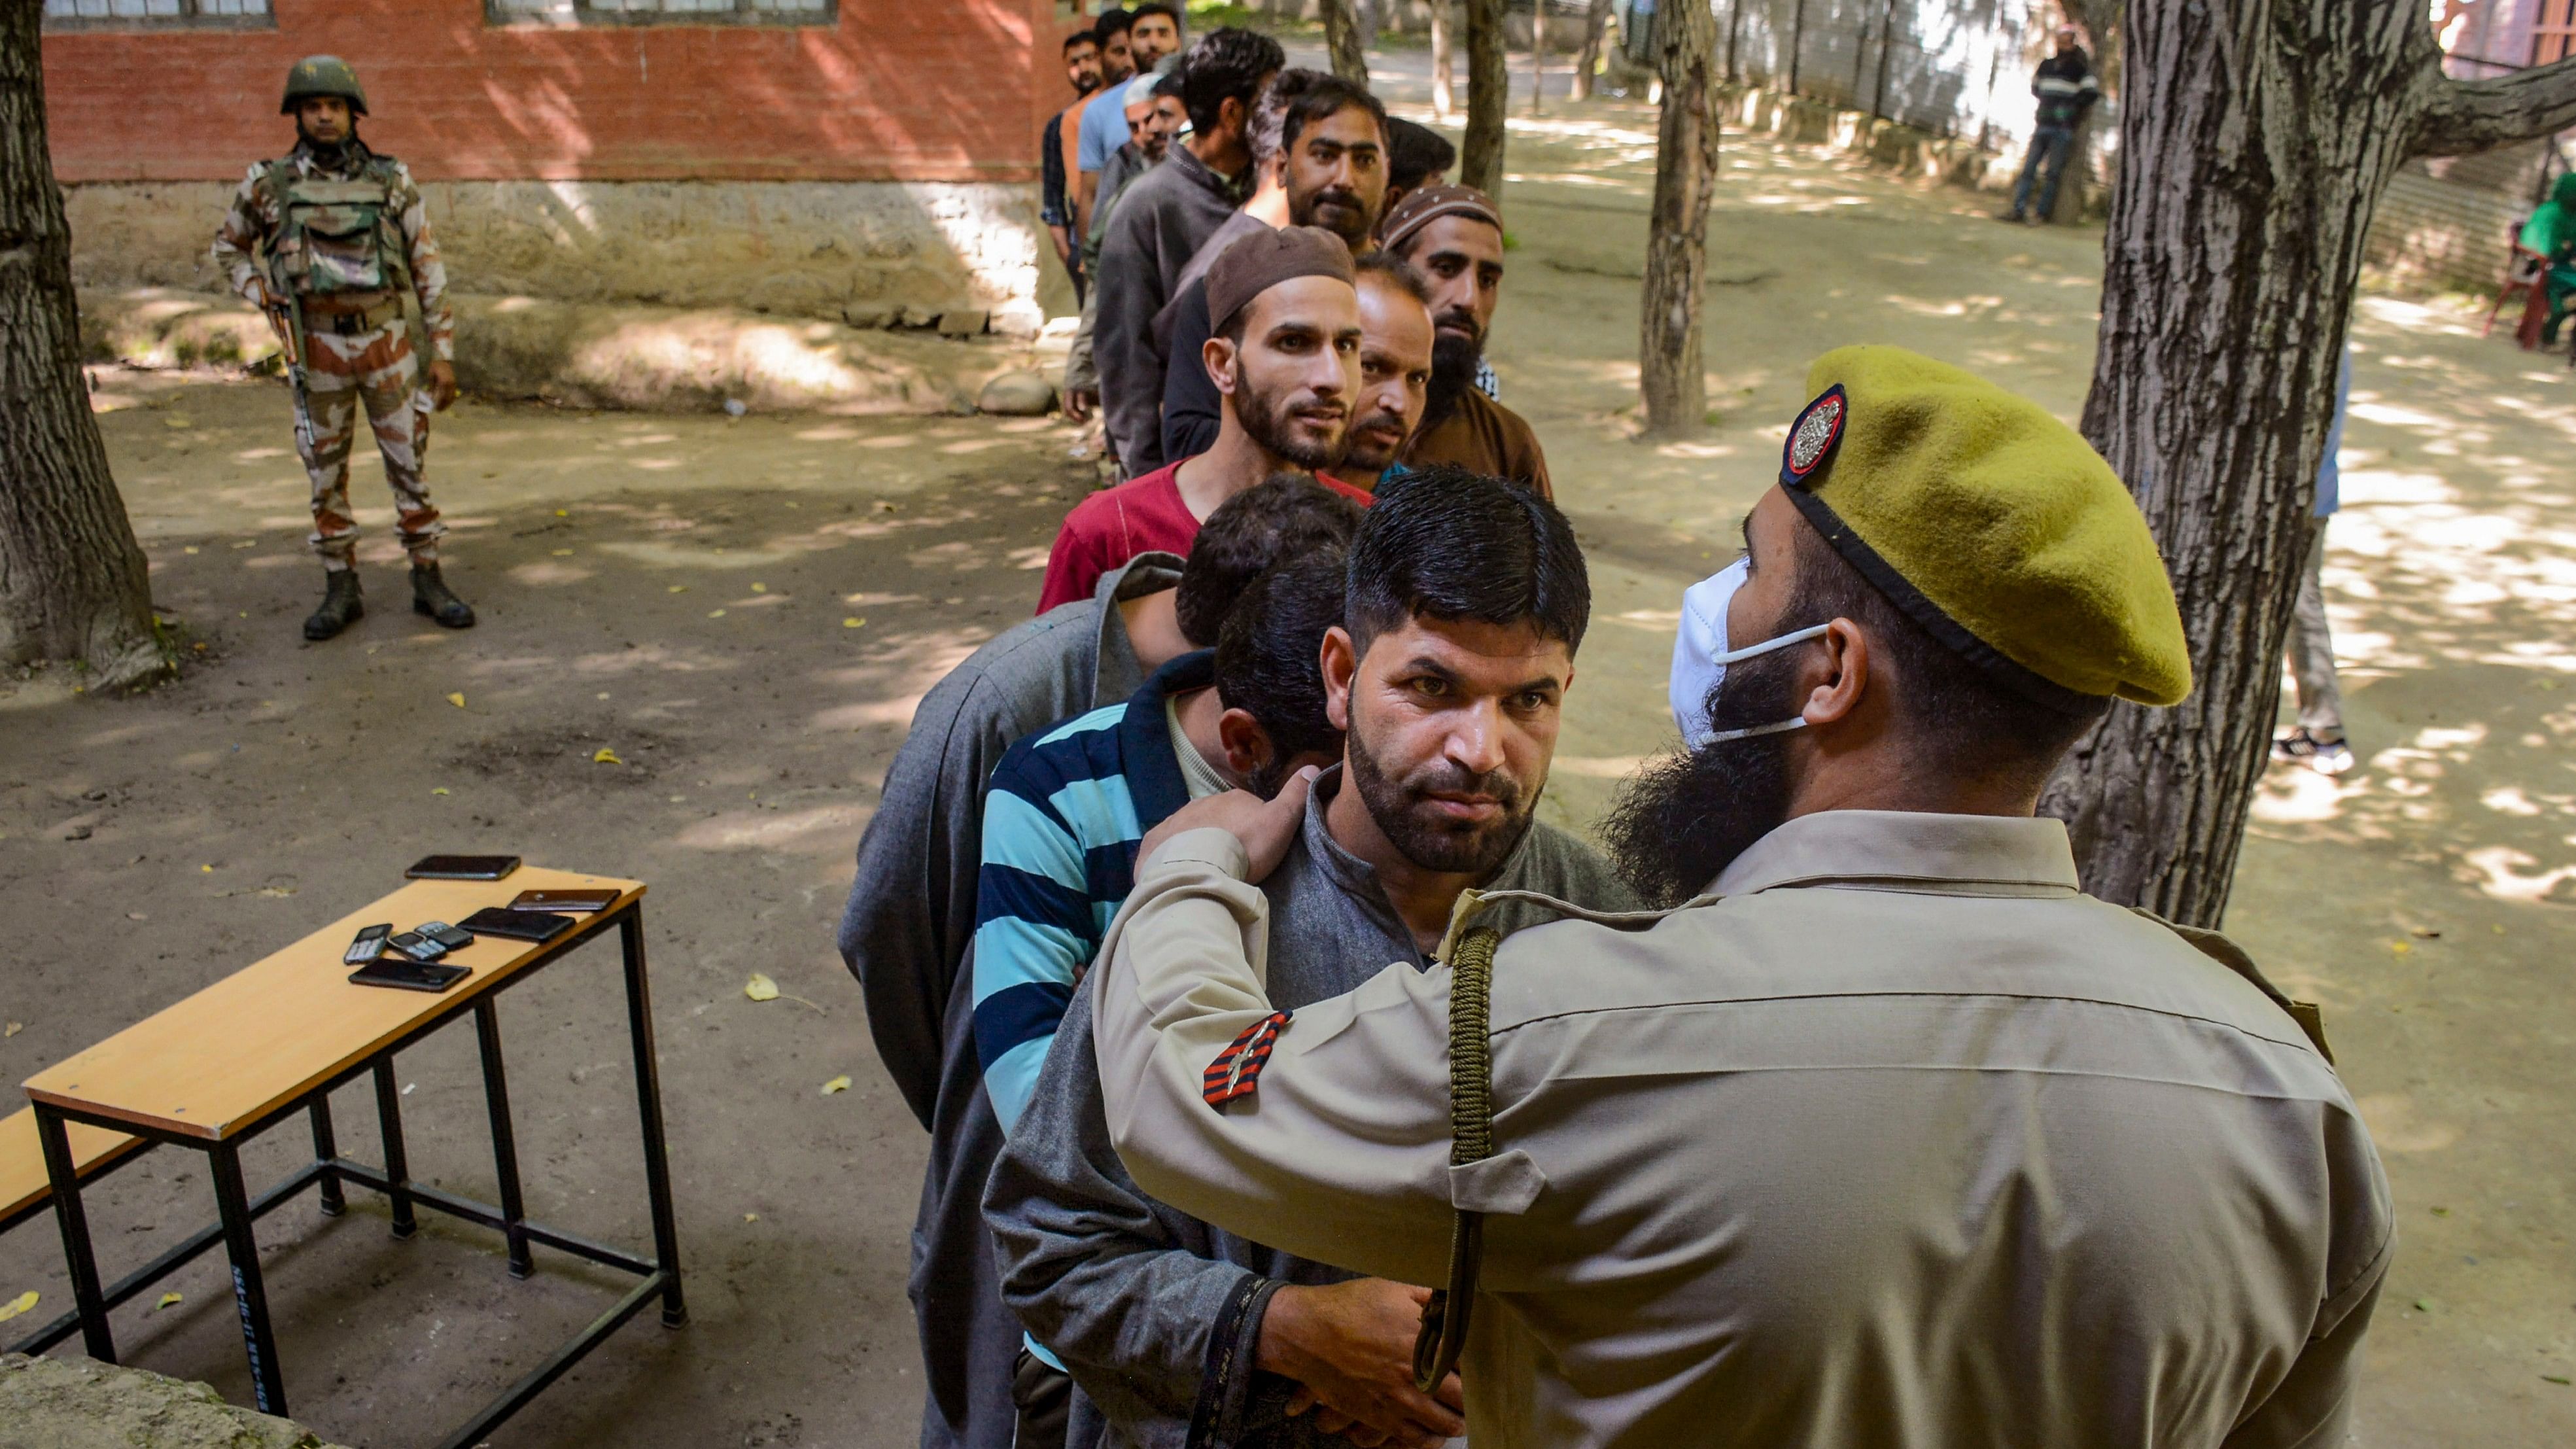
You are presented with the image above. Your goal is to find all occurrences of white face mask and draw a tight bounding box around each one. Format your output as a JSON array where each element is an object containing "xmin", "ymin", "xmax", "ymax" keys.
[{"xmin": 1667, "ymin": 557, "xmax": 1831, "ymax": 748}]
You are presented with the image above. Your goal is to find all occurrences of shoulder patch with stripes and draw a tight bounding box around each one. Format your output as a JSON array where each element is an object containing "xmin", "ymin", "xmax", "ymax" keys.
[{"xmin": 1203, "ymin": 1010, "xmax": 1293, "ymax": 1108}]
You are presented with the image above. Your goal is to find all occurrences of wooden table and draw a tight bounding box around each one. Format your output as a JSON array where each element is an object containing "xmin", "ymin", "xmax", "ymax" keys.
[{"xmin": 24, "ymin": 867, "xmax": 685, "ymax": 1448}]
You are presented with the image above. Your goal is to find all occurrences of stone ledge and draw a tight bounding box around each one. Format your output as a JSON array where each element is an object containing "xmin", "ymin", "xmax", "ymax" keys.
[
  {"xmin": 0, "ymin": 1352, "xmax": 353, "ymax": 1449},
  {"xmin": 78, "ymin": 288, "xmax": 1064, "ymax": 417}
]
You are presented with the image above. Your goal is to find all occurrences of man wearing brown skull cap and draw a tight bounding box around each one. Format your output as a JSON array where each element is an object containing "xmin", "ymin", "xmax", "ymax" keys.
[{"xmin": 1037, "ymin": 227, "xmax": 1376, "ymax": 612}]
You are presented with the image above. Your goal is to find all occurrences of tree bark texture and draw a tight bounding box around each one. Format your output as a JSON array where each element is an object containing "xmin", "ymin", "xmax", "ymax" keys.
[
  {"xmin": 2047, "ymin": 0, "xmax": 2576, "ymax": 924},
  {"xmin": 1323, "ymin": 0, "xmax": 1372, "ymax": 85},
  {"xmin": 1529, "ymin": 0, "xmax": 1547, "ymax": 114},
  {"xmin": 0, "ymin": 0, "xmax": 158, "ymax": 686},
  {"xmin": 1637, "ymin": 0, "xmax": 1719, "ymax": 434},
  {"xmin": 1572, "ymin": 0, "xmax": 1613, "ymax": 101},
  {"xmin": 1461, "ymin": 0, "xmax": 1509, "ymax": 194},
  {"xmin": 1431, "ymin": 0, "xmax": 1456, "ymax": 120}
]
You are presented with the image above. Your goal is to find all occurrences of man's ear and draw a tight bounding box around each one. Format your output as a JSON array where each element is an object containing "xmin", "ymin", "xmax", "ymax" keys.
[
  {"xmin": 1217, "ymin": 707, "xmax": 1272, "ymax": 782},
  {"xmin": 1320, "ymin": 626, "xmax": 1357, "ymax": 732},
  {"xmin": 1219, "ymin": 94, "xmax": 1247, "ymax": 139},
  {"xmin": 1205, "ymin": 333, "xmax": 1240, "ymax": 396},
  {"xmin": 1800, "ymin": 618, "xmax": 1871, "ymax": 729}
]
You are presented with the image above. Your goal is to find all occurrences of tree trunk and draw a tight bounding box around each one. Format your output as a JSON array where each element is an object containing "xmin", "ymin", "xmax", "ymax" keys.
[
  {"xmin": 1530, "ymin": 0, "xmax": 1546, "ymax": 114},
  {"xmin": 1573, "ymin": 0, "xmax": 1612, "ymax": 101},
  {"xmin": 2044, "ymin": 0, "xmax": 2576, "ymax": 924},
  {"xmin": 0, "ymin": 0, "xmax": 158, "ymax": 688},
  {"xmin": 1431, "ymin": 0, "xmax": 1456, "ymax": 120},
  {"xmin": 1637, "ymin": 0, "xmax": 1719, "ymax": 435},
  {"xmin": 1461, "ymin": 0, "xmax": 1509, "ymax": 194},
  {"xmin": 1323, "ymin": 0, "xmax": 1371, "ymax": 85}
]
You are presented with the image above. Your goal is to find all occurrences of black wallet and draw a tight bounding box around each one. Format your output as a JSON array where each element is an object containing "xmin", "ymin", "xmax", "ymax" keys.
[{"xmin": 457, "ymin": 905, "xmax": 577, "ymax": 943}]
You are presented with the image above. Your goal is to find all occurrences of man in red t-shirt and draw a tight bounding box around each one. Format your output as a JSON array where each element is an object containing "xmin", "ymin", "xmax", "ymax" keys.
[{"xmin": 1037, "ymin": 226, "xmax": 1374, "ymax": 612}]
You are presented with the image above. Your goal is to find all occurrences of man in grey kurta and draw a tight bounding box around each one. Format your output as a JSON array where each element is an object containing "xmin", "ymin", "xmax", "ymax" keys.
[
  {"xmin": 985, "ymin": 770, "xmax": 1633, "ymax": 1447},
  {"xmin": 840, "ymin": 551, "xmax": 1181, "ymax": 1449}
]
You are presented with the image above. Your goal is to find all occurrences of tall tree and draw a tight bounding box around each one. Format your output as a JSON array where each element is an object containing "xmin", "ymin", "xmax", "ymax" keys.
[
  {"xmin": 0, "ymin": 0, "xmax": 158, "ymax": 688},
  {"xmin": 1431, "ymin": 0, "xmax": 1457, "ymax": 120},
  {"xmin": 1571, "ymin": 0, "xmax": 1615, "ymax": 101},
  {"xmin": 1637, "ymin": 0, "xmax": 1720, "ymax": 434},
  {"xmin": 1322, "ymin": 0, "xmax": 1371, "ymax": 84},
  {"xmin": 1529, "ymin": 0, "xmax": 1547, "ymax": 114},
  {"xmin": 2045, "ymin": 1, "xmax": 2576, "ymax": 924},
  {"xmin": 1460, "ymin": 0, "xmax": 1509, "ymax": 193}
]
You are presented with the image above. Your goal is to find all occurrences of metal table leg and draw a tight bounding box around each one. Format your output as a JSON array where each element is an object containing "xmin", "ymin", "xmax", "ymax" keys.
[
  {"xmin": 308, "ymin": 1098, "xmax": 345, "ymax": 1217},
  {"xmin": 372, "ymin": 1060, "xmax": 418, "ymax": 1239},
  {"xmin": 34, "ymin": 1105, "xmax": 117, "ymax": 1363},
  {"xmin": 208, "ymin": 1142, "xmax": 288, "ymax": 1417},
  {"xmin": 474, "ymin": 999, "xmax": 534, "ymax": 1278},
  {"xmin": 618, "ymin": 908, "xmax": 687, "ymax": 1327}
]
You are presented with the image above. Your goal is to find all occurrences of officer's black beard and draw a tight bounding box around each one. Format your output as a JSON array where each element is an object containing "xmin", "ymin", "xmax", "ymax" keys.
[
  {"xmin": 296, "ymin": 122, "xmax": 358, "ymax": 170},
  {"xmin": 1600, "ymin": 646, "xmax": 1803, "ymax": 907}
]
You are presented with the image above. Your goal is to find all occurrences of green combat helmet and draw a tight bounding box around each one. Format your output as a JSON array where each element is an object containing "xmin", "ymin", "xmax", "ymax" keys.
[{"xmin": 280, "ymin": 55, "xmax": 368, "ymax": 116}]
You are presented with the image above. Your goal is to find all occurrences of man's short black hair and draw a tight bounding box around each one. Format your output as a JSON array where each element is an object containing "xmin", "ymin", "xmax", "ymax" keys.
[
  {"xmin": 1385, "ymin": 118, "xmax": 1457, "ymax": 191},
  {"xmin": 1215, "ymin": 554, "xmax": 1349, "ymax": 794},
  {"xmin": 1064, "ymin": 29, "xmax": 1100, "ymax": 54},
  {"xmin": 1094, "ymin": 7, "xmax": 1134, "ymax": 39},
  {"xmin": 1280, "ymin": 77, "xmax": 1388, "ymax": 158},
  {"xmin": 1345, "ymin": 464, "xmax": 1590, "ymax": 657},
  {"xmin": 1151, "ymin": 69, "xmax": 1187, "ymax": 99},
  {"xmin": 1353, "ymin": 251, "xmax": 1430, "ymax": 306},
  {"xmin": 1252, "ymin": 68, "xmax": 1329, "ymax": 169},
  {"xmin": 1179, "ymin": 27, "xmax": 1288, "ymax": 137},
  {"xmin": 1130, "ymin": 1, "xmax": 1182, "ymax": 31},
  {"xmin": 1176, "ymin": 474, "xmax": 1365, "ymax": 646},
  {"xmin": 1785, "ymin": 516, "xmax": 2110, "ymax": 784}
]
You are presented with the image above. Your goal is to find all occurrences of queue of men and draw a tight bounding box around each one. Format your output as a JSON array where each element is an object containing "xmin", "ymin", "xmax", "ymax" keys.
[
  {"xmin": 1040, "ymin": 14, "xmax": 1551, "ymax": 504},
  {"xmin": 836, "ymin": 19, "xmax": 2393, "ymax": 1449}
]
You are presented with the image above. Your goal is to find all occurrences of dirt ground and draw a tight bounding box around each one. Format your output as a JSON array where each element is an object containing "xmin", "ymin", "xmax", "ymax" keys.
[{"xmin": 5, "ymin": 59, "xmax": 2573, "ymax": 1449}]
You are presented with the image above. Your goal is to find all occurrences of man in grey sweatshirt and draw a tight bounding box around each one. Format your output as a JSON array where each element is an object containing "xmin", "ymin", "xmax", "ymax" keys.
[{"xmin": 985, "ymin": 468, "xmax": 1635, "ymax": 1448}]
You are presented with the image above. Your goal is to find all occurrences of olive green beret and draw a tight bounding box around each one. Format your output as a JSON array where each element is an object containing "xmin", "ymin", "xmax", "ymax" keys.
[{"xmin": 1778, "ymin": 345, "xmax": 2191, "ymax": 709}]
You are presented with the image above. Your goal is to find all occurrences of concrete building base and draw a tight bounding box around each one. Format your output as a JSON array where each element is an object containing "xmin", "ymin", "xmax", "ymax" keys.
[{"xmin": 64, "ymin": 178, "xmax": 1061, "ymax": 338}]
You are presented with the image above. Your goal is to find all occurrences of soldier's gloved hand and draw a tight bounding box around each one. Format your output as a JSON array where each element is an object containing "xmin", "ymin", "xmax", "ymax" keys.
[
  {"xmin": 1261, "ymin": 1278, "xmax": 1465, "ymax": 1449},
  {"xmin": 1138, "ymin": 765, "xmax": 1317, "ymax": 884},
  {"xmin": 426, "ymin": 359, "xmax": 459, "ymax": 411}
]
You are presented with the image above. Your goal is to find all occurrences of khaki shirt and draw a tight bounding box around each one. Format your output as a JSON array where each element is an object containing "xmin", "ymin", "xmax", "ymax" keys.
[{"xmin": 1090, "ymin": 810, "xmax": 2393, "ymax": 1448}]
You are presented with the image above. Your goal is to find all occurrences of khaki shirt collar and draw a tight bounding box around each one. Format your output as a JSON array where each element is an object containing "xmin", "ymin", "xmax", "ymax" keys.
[{"xmin": 1708, "ymin": 809, "xmax": 2081, "ymax": 899}]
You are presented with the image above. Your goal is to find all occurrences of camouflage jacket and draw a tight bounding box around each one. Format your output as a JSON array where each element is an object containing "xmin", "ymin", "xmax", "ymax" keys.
[{"xmin": 209, "ymin": 139, "xmax": 454, "ymax": 362}]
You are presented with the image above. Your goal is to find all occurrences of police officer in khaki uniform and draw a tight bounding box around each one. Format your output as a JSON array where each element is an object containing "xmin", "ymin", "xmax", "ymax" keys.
[
  {"xmin": 212, "ymin": 56, "xmax": 470, "ymax": 641},
  {"xmin": 1080, "ymin": 347, "xmax": 2394, "ymax": 1448}
]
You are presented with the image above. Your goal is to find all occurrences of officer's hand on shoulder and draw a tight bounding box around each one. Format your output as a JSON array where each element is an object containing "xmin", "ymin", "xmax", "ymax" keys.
[{"xmin": 1138, "ymin": 765, "xmax": 1317, "ymax": 884}]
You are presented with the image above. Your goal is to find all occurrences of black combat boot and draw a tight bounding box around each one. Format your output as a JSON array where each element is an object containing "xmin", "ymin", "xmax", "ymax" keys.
[
  {"xmin": 411, "ymin": 562, "xmax": 476, "ymax": 629},
  {"xmin": 303, "ymin": 569, "xmax": 364, "ymax": 641}
]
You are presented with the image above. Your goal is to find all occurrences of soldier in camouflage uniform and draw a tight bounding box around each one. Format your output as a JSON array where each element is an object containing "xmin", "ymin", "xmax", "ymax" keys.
[{"xmin": 211, "ymin": 56, "xmax": 472, "ymax": 640}]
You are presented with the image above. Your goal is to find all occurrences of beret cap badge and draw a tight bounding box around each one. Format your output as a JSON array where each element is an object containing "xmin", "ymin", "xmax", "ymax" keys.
[{"xmin": 1781, "ymin": 385, "xmax": 1847, "ymax": 488}]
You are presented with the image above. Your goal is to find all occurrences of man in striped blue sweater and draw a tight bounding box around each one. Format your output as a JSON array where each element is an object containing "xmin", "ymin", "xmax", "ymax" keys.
[{"xmin": 974, "ymin": 505, "xmax": 1358, "ymax": 1445}]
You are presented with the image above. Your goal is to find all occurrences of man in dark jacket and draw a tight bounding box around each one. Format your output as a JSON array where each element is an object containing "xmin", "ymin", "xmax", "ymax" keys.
[{"xmin": 2003, "ymin": 25, "xmax": 2098, "ymax": 224}]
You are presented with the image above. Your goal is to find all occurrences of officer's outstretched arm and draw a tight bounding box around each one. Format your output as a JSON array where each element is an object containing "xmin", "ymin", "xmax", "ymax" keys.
[{"xmin": 1090, "ymin": 827, "xmax": 1461, "ymax": 1288}]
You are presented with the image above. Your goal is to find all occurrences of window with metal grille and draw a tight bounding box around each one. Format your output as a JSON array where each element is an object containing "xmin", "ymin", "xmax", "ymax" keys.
[
  {"xmin": 43, "ymin": 0, "xmax": 272, "ymax": 27},
  {"xmin": 488, "ymin": 0, "xmax": 835, "ymax": 24},
  {"xmin": 2537, "ymin": 0, "xmax": 2576, "ymax": 65}
]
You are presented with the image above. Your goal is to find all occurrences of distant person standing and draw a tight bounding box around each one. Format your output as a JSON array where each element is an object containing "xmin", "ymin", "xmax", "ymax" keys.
[
  {"xmin": 1043, "ymin": 29, "xmax": 1106, "ymax": 303},
  {"xmin": 1062, "ymin": 9, "xmax": 1137, "ymax": 245},
  {"xmin": 2519, "ymin": 172, "xmax": 2576, "ymax": 347},
  {"xmin": 2001, "ymin": 25, "xmax": 2098, "ymax": 225},
  {"xmin": 2274, "ymin": 349, "xmax": 2356, "ymax": 775},
  {"xmin": 1078, "ymin": 4, "xmax": 1183, "ymax": 239},
  {"xmin": 211, "ymin": 55, "xmax": 470, "ymax": 641}
]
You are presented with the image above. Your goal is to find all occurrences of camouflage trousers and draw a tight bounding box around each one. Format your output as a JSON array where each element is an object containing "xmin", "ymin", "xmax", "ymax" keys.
[{"xmin": 292, "ymin": 315, "xmax": 441, "ymax": 569}]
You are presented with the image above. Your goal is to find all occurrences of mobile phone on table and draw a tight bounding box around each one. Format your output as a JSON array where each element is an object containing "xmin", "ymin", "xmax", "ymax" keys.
[
  {"xmin": 405, "ymin": 854, "xmax": 521, "ymax": 881},
  {"xmin": 510, "ymin": 888, "xmax": 616, "ymax": 914},
  {"xmin": 387, "ymin": 930, "xmax": 447, "ymax": 962},
  {"xmin": 349, "ymin": 957, "xmax": 469, "ymax": 992},
  {"xmin": 343, "ymin": 923, "xmax": 392, "ymax": 965},
  {"xmin": 417, "ymin": 920, "xmax": 475, "ymax": 951},
  {"xmin": 459, "ymin": 906, "xmax": 576, "ymax": 943}
]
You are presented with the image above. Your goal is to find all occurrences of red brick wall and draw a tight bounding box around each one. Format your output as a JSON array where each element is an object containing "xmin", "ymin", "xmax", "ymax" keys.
[{"xmin": 43, "ymin": 0, "xmax": 1087, "ymax": 185}]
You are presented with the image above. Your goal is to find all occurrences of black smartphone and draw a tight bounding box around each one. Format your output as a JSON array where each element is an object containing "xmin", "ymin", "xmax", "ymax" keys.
[
  {"xmin": 418, "ymin": 920, "xmax": 476, "ymax": 950},
  {"xmin": 458, "ymin": 906, "xmax": 576, "ymax": 943},
  {"xmin": 386, "ymin": 930, "xmax": 447, "ymax": 962},
  {"xmin": 405, "ymin": 854, "xmax": 522, "ymax": 881},
  {"xmin": 349, "ymin": 957, "xmax": 469, "ymax": 992},
  {"xmin": 343, "ymin": 922, "xmax": 392, "ymax": 965}
]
